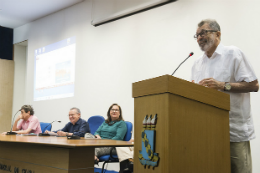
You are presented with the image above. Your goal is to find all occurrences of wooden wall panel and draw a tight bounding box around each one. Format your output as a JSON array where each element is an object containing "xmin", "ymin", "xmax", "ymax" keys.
[{"xmin": 0, "ymin": 59, "xmax": 14, "ymax": 132}]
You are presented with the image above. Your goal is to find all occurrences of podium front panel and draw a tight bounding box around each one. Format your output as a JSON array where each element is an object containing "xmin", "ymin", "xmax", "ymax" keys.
[{"xmin": 134, "ymin": 92, "xmax": 230, "ymax": 173}]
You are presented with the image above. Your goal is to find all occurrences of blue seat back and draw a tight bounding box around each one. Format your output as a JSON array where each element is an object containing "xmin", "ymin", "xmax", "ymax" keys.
[
  {"xmin": 124, "ymin": 121, "xmax": 133, "ymax": 141},
  {"xmin": 40, "ymin": 122, "xmax": 52, "ymax": 132},
  {"xmin": 88, "ymin": 115, "xmax": 105, "ymax": 135}
]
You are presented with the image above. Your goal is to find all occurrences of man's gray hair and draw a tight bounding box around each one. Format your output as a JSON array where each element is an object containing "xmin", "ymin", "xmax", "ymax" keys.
[
  {"xmin": 70, "ymin": 107, "xmax": 81, "ymax": 114},
  {"xmin": 198, "ymin": 19, "xmax": 221, "ymax": 31}
]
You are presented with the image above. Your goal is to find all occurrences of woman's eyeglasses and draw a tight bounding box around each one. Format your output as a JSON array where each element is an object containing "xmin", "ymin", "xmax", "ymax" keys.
[{"xmin": 110, "ymin": 109, "xmax": 119, "ymax": 112}]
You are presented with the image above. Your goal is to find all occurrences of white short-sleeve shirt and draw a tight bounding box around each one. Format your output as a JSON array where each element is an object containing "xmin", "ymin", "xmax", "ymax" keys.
[{"xmin": 191, "ymin": 43, "xmax": 257, "ymax": 142}]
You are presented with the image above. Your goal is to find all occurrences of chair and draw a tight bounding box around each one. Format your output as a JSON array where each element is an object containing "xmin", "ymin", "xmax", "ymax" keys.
[
  {"xmin": 40, "ymin": 122, "xmax": 52, "ymax": 132},
  {"xmin": 98, "ymin": 121, "xmax": 133, "ymax": 173},
  {"xmin": 88, "ymin": 115, "xmax": 105, "ymax": 135}
]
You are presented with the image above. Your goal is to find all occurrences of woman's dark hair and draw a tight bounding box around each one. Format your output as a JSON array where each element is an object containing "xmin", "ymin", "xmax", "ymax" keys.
[
  {"xmin": 105, "ymin": 103, "xmax": 124, "ymax": 123},
  {"xmin": 21, "ymin": 105, "xmax": 34, "ymax": 115}
]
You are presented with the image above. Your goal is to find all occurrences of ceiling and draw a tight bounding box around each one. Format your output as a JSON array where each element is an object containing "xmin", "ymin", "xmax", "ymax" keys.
[{"xmin": 0, "ymin": 0, "xmax": 84, "ymax": 29}]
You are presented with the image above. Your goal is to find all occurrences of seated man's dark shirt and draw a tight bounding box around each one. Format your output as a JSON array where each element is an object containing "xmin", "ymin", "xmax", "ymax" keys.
[{"xmin": 54, "ymin": 118, "xmax": 90, "ymax": 137}]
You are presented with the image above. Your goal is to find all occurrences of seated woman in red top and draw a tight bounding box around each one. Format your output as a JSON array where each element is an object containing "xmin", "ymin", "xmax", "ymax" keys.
[{"xmin": 3, "ymin": 105, "xmax": 42, "ymax": 134}]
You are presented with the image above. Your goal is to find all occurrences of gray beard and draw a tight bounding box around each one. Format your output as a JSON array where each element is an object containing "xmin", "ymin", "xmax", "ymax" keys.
[{"xmin": 200, "ymin": 37, "xmax": 215, "ymax": 52}]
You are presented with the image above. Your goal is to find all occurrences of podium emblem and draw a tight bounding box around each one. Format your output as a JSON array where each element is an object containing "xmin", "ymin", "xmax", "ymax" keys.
[{"xmin": 138, "ymin": 114, "xmax": 159, "ymax": 167}]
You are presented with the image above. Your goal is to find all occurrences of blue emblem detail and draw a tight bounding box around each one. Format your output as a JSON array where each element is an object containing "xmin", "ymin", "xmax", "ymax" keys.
[
  {"xmin": 141, "ymin": 130, "xmax": 155, "ymax": 160},
  {"xmin": 139, "ymin": 114, "xmax": 159, "ymax": 168}
]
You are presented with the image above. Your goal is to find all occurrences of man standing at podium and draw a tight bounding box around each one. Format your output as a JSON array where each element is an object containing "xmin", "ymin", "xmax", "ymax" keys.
[{"xmin": 191, "ymin": 19, "xmax": 259, "ymax": 173}]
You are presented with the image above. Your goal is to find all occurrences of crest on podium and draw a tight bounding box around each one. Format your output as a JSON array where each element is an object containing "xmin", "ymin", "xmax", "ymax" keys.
[{"xmin": 138, "ymin": 114, "xmax": 159, "ymax": 168}]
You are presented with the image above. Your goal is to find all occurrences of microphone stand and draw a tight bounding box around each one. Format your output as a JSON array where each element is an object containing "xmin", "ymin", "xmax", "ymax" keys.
[
  {"xmin": 171, "ymin": 52, "xmax": 194, "ymax": 76},
  {"xmin": 6, "ymin": 109, "xmax": 21, "ymax": 135},
  {"xmin": 38, "ymin": 120, "xmax": 61, "ymax": 136}
]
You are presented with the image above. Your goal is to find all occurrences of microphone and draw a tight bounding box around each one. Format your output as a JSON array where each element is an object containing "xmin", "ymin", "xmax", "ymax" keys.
[
  {"xmin": 38, "ymin": 120, "xmax": 61, "ymax": 136},
  {"xmin": 171, "ymin": 52, "xmax": 194, "ymax": 76},
  {"xmin": 6, "ymin": 109, "xmax": 21, "ymax": 135}
]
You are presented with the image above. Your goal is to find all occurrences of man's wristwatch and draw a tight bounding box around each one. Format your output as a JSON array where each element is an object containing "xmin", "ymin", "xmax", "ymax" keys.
[
  {"xmin": 66, "ymin": 132, "xmax": 69, "ymax": 136},
  {"xmin": 224, "ymin": 82, "xmax": 231, "ymax": 91}
]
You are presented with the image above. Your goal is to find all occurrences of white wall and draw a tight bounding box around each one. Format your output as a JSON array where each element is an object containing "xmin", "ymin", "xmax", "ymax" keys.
[
  {"xmin": 13, "ymin": 44, "xmax": 27, "ymax": 116},
  {"xmin": 13, "ymin": 0, "xmax": 260, "ymax": 172}
]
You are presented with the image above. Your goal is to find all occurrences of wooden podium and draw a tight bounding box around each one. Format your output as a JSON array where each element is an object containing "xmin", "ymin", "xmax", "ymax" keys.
[{"xmin": 132, "ymin": 75, "xmax": 230, "ymax": 173}]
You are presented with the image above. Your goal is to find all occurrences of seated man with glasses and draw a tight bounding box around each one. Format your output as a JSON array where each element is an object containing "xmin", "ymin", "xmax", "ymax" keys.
[{"xmin": 45, "ymin": 107, "xmax": 90, "ymax": 137}]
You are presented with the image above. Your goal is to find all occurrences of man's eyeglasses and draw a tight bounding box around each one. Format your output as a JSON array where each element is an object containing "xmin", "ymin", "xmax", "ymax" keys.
[
  {"xmin": 69, "ymin": 114, "xmax": 77, "ymax": 117},
  {"xmin": 110, "ymin": 109, "xmax": 119, "ymax": 112},
  {"xmin": 194, "ymin": 30, "xmax": 218, "ymax": 39}
]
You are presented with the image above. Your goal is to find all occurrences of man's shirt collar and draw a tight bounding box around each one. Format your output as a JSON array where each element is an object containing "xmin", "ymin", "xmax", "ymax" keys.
[
  {"xmin": 215, "ymin": 43, "xmax": 224, "ymax": 55},
  {"xmin": 70, "ymin": 118, "xmax": 82, "ymax": 125},
  {"xmin": 26, "ymin": 115, "xmax": 33, "ymax": 122},
  {"xmin": 203, "ymin": 43, "xmax": 224, "ymax": 59}
]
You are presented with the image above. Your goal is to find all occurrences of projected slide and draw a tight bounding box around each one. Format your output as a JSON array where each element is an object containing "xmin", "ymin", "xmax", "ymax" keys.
[{"xmin": 34, "ymin": 37, "xmax": 76, "ymax": 101}]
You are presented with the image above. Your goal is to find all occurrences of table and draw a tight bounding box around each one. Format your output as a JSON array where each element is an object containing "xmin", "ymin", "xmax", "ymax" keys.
[{"xmin": 0, "ymin": 135, "xmax": 134, "ymax": 173}]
